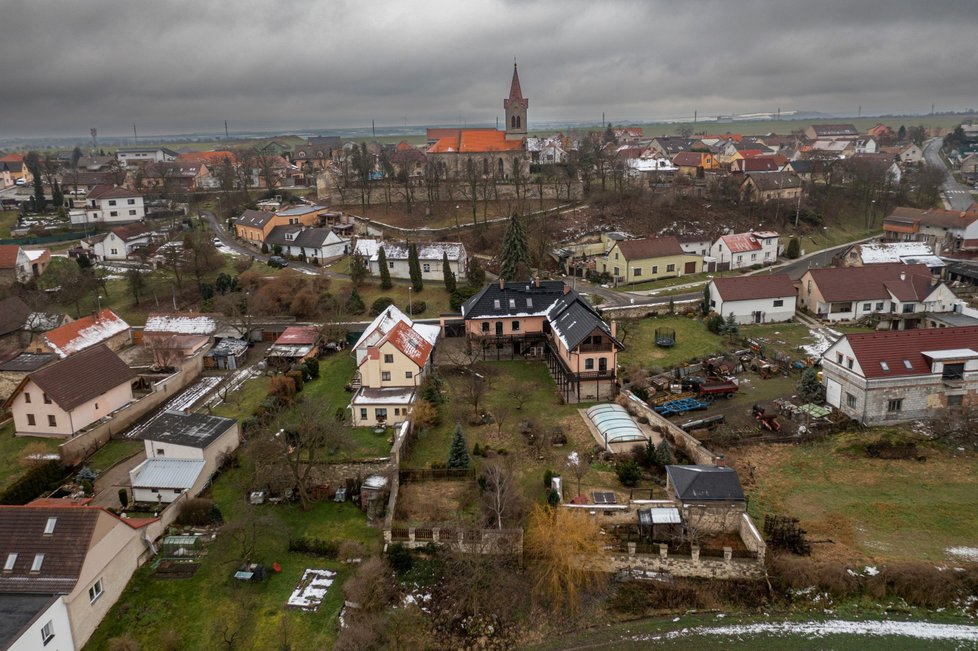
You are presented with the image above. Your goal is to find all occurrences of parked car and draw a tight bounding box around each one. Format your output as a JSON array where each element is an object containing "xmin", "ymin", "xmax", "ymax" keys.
[{"xmin": 267, "ymin": 255, "xmax": 289, "ymax": 268}]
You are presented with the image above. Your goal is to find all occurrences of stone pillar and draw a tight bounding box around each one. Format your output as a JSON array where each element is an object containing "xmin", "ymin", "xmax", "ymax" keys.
[
  {"xmin": 691, "ymin": 545, "xmax": 700, "ymax": 563},
  {"xmin": 432, "ymin": 528, "xmax": 440, "ymax": 543},
  {"xmin": 627, "ymin": 542, "xmax": 636, "ymax": 556},
  {"xmin": 408, "ymin": 528, "xmax": 416, "ymax": 543},
  {"xmin": 723, "ymin": 546, "xmax": 732, "ymax": 562},
  {"xmin": 659, "ymin": 543, "xmax": 668, "ymax": 559},
  {"xmin": 383, "ymin": 529, "xmax": 392, "ymax": 543}
]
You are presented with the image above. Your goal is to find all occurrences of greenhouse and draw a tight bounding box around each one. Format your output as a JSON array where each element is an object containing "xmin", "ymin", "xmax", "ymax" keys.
[{"xmin": 584, "ymin": 404, "xmax": 649, "ymax": 448}]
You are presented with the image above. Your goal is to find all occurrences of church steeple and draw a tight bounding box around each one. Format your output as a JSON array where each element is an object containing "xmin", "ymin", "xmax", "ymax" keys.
[{"xmin": 504, "ymin": 62, "xmax": 528, "ymax": 140}]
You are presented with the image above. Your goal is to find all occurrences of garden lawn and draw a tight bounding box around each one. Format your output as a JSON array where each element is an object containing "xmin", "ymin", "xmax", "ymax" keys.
[
  {"xmin": 735, "ymin": 433, "xmax": 978, "ymax": 563},
  {"xmin": 618, "ymin": 315, "xmax": 727, "ymax": 371},
  {"xmin": 0, "ymin": 211, "xmax": 19, "ymax": 238},
  {"xmin": 0, "ymin": 424, "xmax": 60, "ymax": 492},
  {"xmin": 84, "ymin": 439, "xmax": 143, "ymax": 474},
  {"xmin": 84, "ymin": 460, "xmax": 380, "ymax": 650},
  {"xmin": 333, "ymin": 277, "xmax": 454, "ymax": 317},
  {"xmin": 211, "ymin": 375, "xmax": 271, "ymax": 420}
]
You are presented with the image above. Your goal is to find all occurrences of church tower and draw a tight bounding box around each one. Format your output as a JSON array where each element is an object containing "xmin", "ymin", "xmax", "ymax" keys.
[{"xmin": 504, "ymin": 62, "xmax": 528, "ymax": 141}]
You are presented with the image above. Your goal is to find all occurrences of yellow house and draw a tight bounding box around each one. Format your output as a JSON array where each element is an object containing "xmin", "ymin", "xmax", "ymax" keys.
[
  {"xmin": 602, "ymin": 236, "xmax": 701, "ymax": 285},
  {"xmin": 233, "ymin": 205, "xmax": 328, "ymax": 243}
]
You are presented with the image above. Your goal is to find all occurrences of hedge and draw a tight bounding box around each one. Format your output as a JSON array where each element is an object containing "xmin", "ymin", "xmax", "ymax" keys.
[{"xmin": 0, "ymin": 460, "xmax": 68, "ymax": 505}]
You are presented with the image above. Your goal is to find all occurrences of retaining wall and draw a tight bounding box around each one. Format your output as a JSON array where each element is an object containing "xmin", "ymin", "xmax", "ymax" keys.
[{"xmin": 621, "ymin": 389, "xmax": 717, "ymax": 465}]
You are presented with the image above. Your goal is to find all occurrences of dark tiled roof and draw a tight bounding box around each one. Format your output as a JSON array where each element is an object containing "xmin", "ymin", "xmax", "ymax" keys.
[
  {"xmin": 110, "ymin": 222, "xmax": 150, "ymax": 241},
  {"xmin": 138, "ymin": 411, "xmax": 236, "ymax": 449},
  {"xmin": 745, "ymin": 172, "xmax": 803, "ymax": 191},
  {"xmin": 712, "ymin": 274, "xmax": 795, "ymax": 302},
  {"xmin": 21, "ymin": 344, "xmax": 135, "ymax": 411},
  {"xmin": 0, "ymin": 296, "xmax": 30, "ymax": 336},
  {"xmin": 87, "ymin": 185, "xmax": 139, "ymax": 200},
  {"xmin": 0, "ymin": 353, "xmax": 55, "ymax": 372},
  {"xmin": 0, "ymin": 507, "xmax": 100, "ymax": 594},
  {"xmin": 547, "ymin": 291, "xmax": 621, "ymax": 351},
  {"xmin": 809, "ymin": 124, "xmax": 858, "ymax": 137},
  {"xmin": 883, "ymin": 206, "xmax": 978, "ymax": 230},
  {"xmin": 461, "ymin": 280, "xmax": 566, "ymax": 319},
  {"xmin": 614, "ymin": 236, "xmax": 684, "ymax": 261},
  {"xmin": 265, "ymin": 226, "xmax": 340, "ymax": 249},
  {"xmin": 0, "ymin": 594, "xmax": 59, "ymax": 646},
  {"xmin": 667, "ymin": 465, "xmax": 745, "ymax": 502},
  {"xmin": 806, "ymin": 264, "xmax": 932, "ymax": 302},
  {"xmin": 842, "ymin": 326, "xmax": 978, "ymax": 379}
]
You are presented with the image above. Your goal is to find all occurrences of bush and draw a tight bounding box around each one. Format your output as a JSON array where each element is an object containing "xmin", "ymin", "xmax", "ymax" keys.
[
  {"xmin": 387, "ymin": 543, "xmax": 413, "ymax": 574},
  {"xmin": 411, "ymin": 399, "xmax": 440, "ymax": 429},
  {"xmin": 269, "ymin": 375, "xmax": 297, "ymax": 404},
  {"xmin": 302, "ymin": 358, "xmax": 320, "ymax": 379},
  {"xmin": 543, "ymin": 469, "xmax": 554, "ymax": 489},
  {"xmin": 450, "ymin": 285, "xmax": 479, "ymax": 311},
  {"xmin": 404, "ymin": 300, "xmax": 426, "ymax": 315},
  {"xmin": 706, "ymin": 314, "xmax": 725, "ymax": 334},
  {"xmin": 0, "ymin": 460, "xmax": 66, "ymax": 505},
  {"xmin": 371, "ymin": 296, "xmax": 395, "ymax": 316},
  {"xmin": 288, "ymin": 536, "xmax": 340, "ymax": 558},
  {"xmin": 286, "ymin": 369, "xmax": 305, "ymax": 392},
  {"xmin": 615, "ymin": 458, "xmax": 642, "ymax": 487},
  {"xmin": 785, "ymin": 237, "xmax": 801, "ymax": 259},
  {"xmin": 175, "ymin": 498, "xmax": 223, "ymax": 526}
]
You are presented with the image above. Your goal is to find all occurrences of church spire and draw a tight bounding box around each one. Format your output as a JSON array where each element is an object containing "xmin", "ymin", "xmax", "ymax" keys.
[
  {"xmin": 504, "ymin": 61, "xmax": 527, "ymax": 140},
  {"xmin": 508, "ymin": 61, "xmax": 524, "ymax": 103}
]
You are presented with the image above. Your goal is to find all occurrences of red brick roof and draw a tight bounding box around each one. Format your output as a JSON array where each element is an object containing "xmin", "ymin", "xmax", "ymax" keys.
[
  {"xmin": 614, "ymin": 236, "xmax": 684, "ymax": 261},
  {"xmin": 0, "ymin": 244, "xmax": 22, "ymax": 269},
  {"xmin": 883, "ymin": 206, "xmax": 978, "ymax": 230},
  {"xmin": 378, "ymin": 320, "xmax": 433, "ymax": 368},
  {"xmin": 843, "ymin": 326, "xmax": 978, "ymax": 378},
  {"xmin": 717, "ymin": 232, "xmax": 771, "ymax": 254},
  {"xmin": 672, "ymin": 151, "xmax": 706, "ymax": 167},
  {"xmin": 177, "ymin": 150, "xmax": 236, "ymax": 165},
  {"xmin": 712, "ymin": 274, "xmax": 795, "ymax": 301},
  {"xmin": 806, "ymin": 264, "xmax": 932, "ymax": 302},
  {"xmin": 41, "ymin": 308, "xmax": 129, "ymax": 357},
  {"xmin": 427, "ymin": 129, "xmax": 525, "ymax": 154},
  {"xmin": 274, "ymin": 326, "xmax": 319, "ymax": 346}
]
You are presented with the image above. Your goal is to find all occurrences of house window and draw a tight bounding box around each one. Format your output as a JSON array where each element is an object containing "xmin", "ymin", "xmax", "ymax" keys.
[
  {"xmin": 156, "ymin": 448, "xmax": 165, "ymax": 456},
  {"xmin": 43, "ymin": 517, "xmax": 57, "ymax": 535},
  {"xmin": 651, "ymin": 266, "xmax": 658, "ymax": 274},
  {"xmin": 633, "ymin": 268, "xmax": 642, "ymax": 277},
  {"xmin": 903, "ymin": 359, "xmax": 913, "ymax": 369},
  {"xmin": 384, "ymin": 354, "xmax": 394, "ymax": 364},
  {"xmin": 773, "ymin": 299, "xmax": 784, "ymax": 307},
  {"xmin": 481, "ymin": 322, "xmax": 490, "ymax": 333},
  {"xmin": 943, "ymin": 363, "xmax": 965, "ymax": 380},
  {"xmin": 710, "ymin": 299, "xmax": 716, "ymax": 307},
  {"xmin": 422, "ymin": 263, "xmax": 430, "ymax": 273},
  {"xmin": 880, "ymin": 361, "xmax": 890, "ymax": 371},
  {"xmin": 666, "ymin": 264, "xmax": 675, "ymax": 272},
  {"xmin": 382, "ymin": 371, "xmax": 391, "ymax": 381},
  {"xmin": 375, "ymin": 408, "xmax": 387, "ymax": 421},
  {"xmin": 613, "ymin": 267, "xmax": 620, "ymax": 276},
  {"xmin": 388, "ymin": 261, "xmax": 394, "ymax": 268},
  {"xmin": 876, "ymin": 302, "xmax": 885, "ymax": 310},
  {"xmin": 111, "ymin": 248, "xmax": 118, "ymax": 255},
  {"xmin": 902, "ymin": 304, "xmax": 915, "ymax": 313},
  {"xmin": 736, "ymin": 255, "xmax": 743, "ymax": 263},
  {"xmin": 43, "ymin": 393, "xmax": 51, "ymax": 404},
  {"xmin": 129, "ymin": 210, "xmax": 136, "ymax": 216},
  {"xmin": 846, "ymin": 357, "xmax": 854, "ymax": 369},
  {"xmin": 846, "ymin": 392, "xmax": 857, "ymax": 408},
  {"xmin": 27, "ymin": 414, "xmax": 36, "ymax": 426},
  {"xmin": 48, "ymin": 415, "xmax": 57, "ymax": 427},
  {"xmin": 512, "ymin": 321, "xmax": 520, "ymax": 332},
  {"xmin": 41, "ymin": 620, "xmax": 55, "ymax": 645},
  {"xmin": 750, "ymin": 254, "xmax": 757, "ymax": 261},
  {"xmin": 24, "ymin": 392, "xmax": 30, "ymax": 403},
  {"xmin": 394, "ymin": 408, "xmax": 401, "ymax": 416},
  {"xmin": 31, "ymin": 553, "xmax": 44, "ymax": 572},
  {"xmin": 526, "ymin": 298, "xmax": 533, "ymax": 308},
  {"xmin": 359, "ymin": 408, "xmax": 367, "ymax": 420},
  {"xmin": 108, "ymin": 200, "xmax": 117, "ymax": 206},
  {"xmin": 509, "ymin": 299, "xmax": 516, "ymax": 309},
  {"xmin": 3, "ymin": 553, "xmax": 16, "ymax": 571},
  {"xmin": 887, "ymin": 398, "xmax": 903, "ymax": 413},
  {"xmin": 948, "ymin": 394, "xmax": 964, "ymax": 407},
  {"xmin": 836, "ymin": 352, "xmax": 844, "ymax": 364},
  {"xmin": 405, "ymin": 371, "xmax": 413, "ymax": 379},
  {"xmin": 89, "ymin": 578, "xmax": 104, "ymax": 603},
  {"xmin": 127, "ymin": 198, "xmax": 135, "ymax": 205},
  {"xmin": 109, "ymin": 211, "xmax": 118, "ymax": 217},
  {"xmin": 863, "ymin": 303, "xmax": 872, "ymax": 311},
  {"xmin": 585, "ymin": 358, "xmax": 594, "ymax": 370}
]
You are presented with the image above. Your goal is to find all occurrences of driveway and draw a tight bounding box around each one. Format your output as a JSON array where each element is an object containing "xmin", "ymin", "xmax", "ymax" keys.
[{"xmin": 90, "ymin": 450, "xmax": 146, "ymax": 509}]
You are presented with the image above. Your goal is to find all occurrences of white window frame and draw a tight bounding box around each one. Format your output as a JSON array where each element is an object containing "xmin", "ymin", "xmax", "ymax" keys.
[{"xmin": 89, "ymin": 578, "xmax": 104, "ymax": 603}]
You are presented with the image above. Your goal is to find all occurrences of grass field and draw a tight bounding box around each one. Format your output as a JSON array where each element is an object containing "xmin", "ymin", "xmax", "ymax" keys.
[
  {"xmin": 618, "ymin": 315, "xmax": 727, "ymax": 371},
  {"xmin": 0, "ymin": 423, "xmax": 60, "ymax": 492},
  {"xmin": 84, "ymin": 439, "xmax": 143, "ymax": 474},
  {"xmin": 732, "ymin": 434, "xmax": 978, "ymax": 563},
  {"xmin": 0, "ymin": 210, "xmax": 19, "ymax": 238}
]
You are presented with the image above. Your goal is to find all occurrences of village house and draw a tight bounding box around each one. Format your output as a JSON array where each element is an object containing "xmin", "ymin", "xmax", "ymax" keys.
[
  {"xmin": 709, "ymin": 231, "xmax": 779, "ymax": 271},
  {"xmin": 349, "ymin": 305, "xmax": 440, "ymax": 427},
  {"xmin": 848, "ymin": 152, "xmax": 902, "ymax": 183},
  {"xmin": 85, "ymin": 223, "xmax": 153, "ymax": 261},
  {"xmin": 426, "ymin": 64, "xmax": 529, "ymax": 180},
  {"xmin": 362, "ymin": 240, "xmax": 468, "ymax": 282},
  {"xmin": 527, "ymin": 136, "xmax": 568, "ymax": 165},
  {"xmin": 30, "ymin": 309, "xmax": 131, "ymax": 358},
  {"xmin": 138, "ymin": 162, "xmax": 208, "ymax": 193},
  {"xmin": 233, "ymin": 205, "xmax": 330, "ymax": 243},
  {"xmin": 882, "ymin": 205, "xmax": 978, "ymax": 252},
  {"xmin": 707, "ymin": 274, "xmax": 796, "ymax": 324},
  {"xmin": 4, "ymin": 344, "xmax": 136, "ymax": 438},
  {"xmin": 677, "ymin": 235, "xmax": 712, "ymax": 257},
  {"xmin": 837, "ymin": 241, "xmax": 944, "ymax": 272},
  {"xmin": 0, "ymin": 296, "xmax": 32, "ymax": 352},
  {"xmin": 601, "ymin": 236, "xmax": 701, "ymax": 286},
  {"xmin": 130, "ymin": 411, "xmax": 240, "ymax": 504},
  {"xmin": 74, "ymin": 185, "xmax": 145, "ymax": 226},
  {"xmin": 0, "ymin": 244, "xmax": 33, "ymax": 285},
  {"xmin": 739, "ymin": 172, "xmax": 804, "ymax": 203},
  {"xmin": 647, "ymin": 136, "xmax": 695, "ymax": 158},
  {"xmin": 292, "ymin": 138, "xmax": 339, "ymax": 171},
  {"xmin": 141, "ymin": 313, "xmax": 217, "ymax": 367},
  {"xmin": 804, "ymin": 124, "xmax": 859, "ymax": 140},
  {"xmin": 24, "ymin": 248, "xmax": 51, "ymax": 278},
  {"xmin": 960, "ymin": 153, "xmax": 978, "ymax": 183},
  {"xmin": 798, "ymin": 264, "xmax": 956, "ymax": 328},
  {"xmin": 115, "ymin": 146, "xmax": 178, "ymax": 167},
  {"xmin": 0, "ymin": 153, "xmax": 32, "ymax": 188},
  {"xmin": 729, "ymin": 156, "xmax": 784, "ymax": 174},
  {"xmin": 461, "ymin": 280, "xmax": 622, "ymax": 402},
  {"xmin": 0, "ymin": 502, "xmax": 157, "ymax": 650},
  {"xmin": 821, "ymin": 326, "xmax": 978, "ymax": 425},
  {"xmin": 671, "ymin": 151, "xmax": 719, "ymax": 177},
  {"xmin": 264, "ymin": 225, "xmax": 349, "ymax": 263}
]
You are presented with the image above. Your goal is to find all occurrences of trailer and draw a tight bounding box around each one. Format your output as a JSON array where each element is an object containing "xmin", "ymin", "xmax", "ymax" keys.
[
  {"xmin": 681, "ymin": 377, "xmax": 739, "ymax": 401},
  {"xmin": 679, "ymin": 414, "xmax": 726, "ymax": 431},
  {"xmin": 654, "ymin": 398, "xmax": 710, "ymax": 417}
]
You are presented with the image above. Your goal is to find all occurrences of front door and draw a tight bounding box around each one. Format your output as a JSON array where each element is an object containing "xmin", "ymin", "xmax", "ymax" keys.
[
  {"xmin": 495, "ymin": 322, "xmax": 503, "ymax": 336},
  {"xmin": 598, "ymin": 358, "xmax": 608, "ymax": 372}
]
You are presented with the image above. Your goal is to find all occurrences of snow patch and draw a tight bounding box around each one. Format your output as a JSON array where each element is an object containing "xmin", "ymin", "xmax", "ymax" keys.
[
  {"xmin": 801, "ymin": 324, "xmax": 843, "ymax": 357},
  {"xmin": 946, "ymin": 547, "xmax": 978, "ymax": 562},
  {"xmin": 633, "ymin": 619, "xmax": 978, "ymax": 643},
  {"xmin": 287, "ymin": 569, "xmax": 336, "ymax": 611}
]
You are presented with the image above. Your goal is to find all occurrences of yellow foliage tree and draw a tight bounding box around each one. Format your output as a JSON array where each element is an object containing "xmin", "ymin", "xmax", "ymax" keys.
[{"xmin": 523, "ymin": 503, "xmax": 608, "ymax": 613}]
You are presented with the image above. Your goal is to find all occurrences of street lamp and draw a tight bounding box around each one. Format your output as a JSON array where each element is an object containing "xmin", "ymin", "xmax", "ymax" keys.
[{"xmin": 408, "ymin": 285, "xmax": 412, "ymax": 318}]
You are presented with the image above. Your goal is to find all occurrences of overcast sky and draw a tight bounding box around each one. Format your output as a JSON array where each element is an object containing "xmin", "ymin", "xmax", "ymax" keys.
[{"xmin": 2, "ymin": 0, "xmax": 977, "ymax": 138}]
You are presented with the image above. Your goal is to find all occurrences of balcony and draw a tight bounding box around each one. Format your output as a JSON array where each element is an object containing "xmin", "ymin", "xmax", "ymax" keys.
[{"xmin": 577, "ymin": 342, "xmax": 614, "ymax": 353}]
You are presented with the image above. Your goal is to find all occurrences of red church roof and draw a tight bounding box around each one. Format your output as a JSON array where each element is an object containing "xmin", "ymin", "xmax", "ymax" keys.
[{"xmin": 427, "ymin": 130, "xmax": 524, "ymax": 154}]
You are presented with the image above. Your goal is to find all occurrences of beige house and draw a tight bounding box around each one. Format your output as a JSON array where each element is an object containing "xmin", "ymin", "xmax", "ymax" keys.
[
  {"xmin": 4, "ymin": 345, "xmax": 136, "ymax": 438},
  {"xmin": 131, "ymin": 411, "xmax": 240, "ymax": 504},
  {"xmin": 602, "ymin": 236, "xmax": 701, "ymax": 286},
  {"xmin": 0, "ymin": 502, "xmax": 156, "ymax": 649},
  {"xmin": 349, "ymin": 306, "xmax": 439, "ymax": 427}
]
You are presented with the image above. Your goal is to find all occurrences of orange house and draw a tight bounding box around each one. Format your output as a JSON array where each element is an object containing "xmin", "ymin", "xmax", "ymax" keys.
[{"xmin": 233, "ymin": 205, "xmax": 328, "ymax": 243}]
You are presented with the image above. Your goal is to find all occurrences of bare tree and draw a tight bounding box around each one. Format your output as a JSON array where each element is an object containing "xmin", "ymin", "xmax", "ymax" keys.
[
  {"xmin": 566, "ymin": 450, "xmax": 589, "ymax": 498},
  {"xmin": 143, "ymin": 334, "xmax": 184, "ymax": 370},
  {"xmin": 480, "ymin": 457, "xmax": 522, "ymax": 529},
  {"xmin": 269, "ymin": 400, "xmax": 349, "ymax": 510}
]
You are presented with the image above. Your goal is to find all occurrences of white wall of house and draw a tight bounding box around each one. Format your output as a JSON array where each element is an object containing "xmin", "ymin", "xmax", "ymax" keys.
[
  {"xmin": 280, "ymin": 238, "xmax": 348, "ymax": 262},
  {"xmin": 11, "ymin": 380, "xmax": 134, "ymax": 438},
  {"xmin": 710, "ymin": 236, "xmax": 779, "ymax": 270},
  {"xmin": 85, "ymin": 196, "xmax": 145, "ymax": 225},
  {"xmin": 710, "ymin": 290, "xmax": 796, "ymax": 324},
  {"xmin": 93, "ymin": 232, "xmax": 150, "ymax": 261},
  {"xmin": 350, "ymin": 401, "xmax": 412, "ymax": 427},
  {"xmin": 6, "ymin": 596, "xmax": 74, "ymax": 651},
  {"xmin": 132, "ymin": 483, "xmax": 188, "ymax": 504},
  {"xmin": 142, "ymin": 424, "xmax": 241, "ymax": 485},
  {"xmin": 370, "ymin": 255, "xmax": 467, "ymax": 282}
]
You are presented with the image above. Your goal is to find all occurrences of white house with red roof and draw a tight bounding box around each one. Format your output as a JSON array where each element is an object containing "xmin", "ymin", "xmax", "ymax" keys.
[
  {"xmin": 0, "ymin": 244, "xmax": 32, "ymax": 285},
  {"xmin": 707, "ymin": 274, "xmax": 796, "ymax": 324},
  {"xmin": 709, "ymin": 231, "xmax": 779, "ymax": 271},
  {"xmin": 821, "ymin": 326, "xmax": 978, "ymax": 425},
  {"xmin": 349, "ymin": 305, "xmax": 439, "ymax": 427},
  {"xmin": 75, "ymin": 185, "xmax": 145, "ymax": 225}
]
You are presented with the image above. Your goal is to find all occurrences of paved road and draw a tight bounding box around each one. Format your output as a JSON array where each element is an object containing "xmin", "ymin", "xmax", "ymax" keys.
[{"xmin": 924, "ymin": 137, "xmax": 975, "ymax": 211}]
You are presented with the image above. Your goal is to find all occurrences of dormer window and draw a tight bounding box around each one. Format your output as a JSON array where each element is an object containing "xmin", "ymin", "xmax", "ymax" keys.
[
  {"xmin": 509, "ymin": 299, "xmax": 516, "ymax": 309},
  {"xmin": 44, "ymin": 517, "xmax": 57, "ymax": 535},
  {"xmin": 880, "ymin": 361, "xmax": 890, "ymax": 372},
  {"xmin": 3, "ymin": 553, "xmax": 16, "ymax": 571},
  {"xmin": 31, "ymin": 553, "xmax": 44, "ymax": 572},
  {"xmin": 493, "ymin": 299, "xmax": 501, "ymax": 309},
  {"xmin": 526, "ymin": 298, "xmax": 533, "ymax": 308}
]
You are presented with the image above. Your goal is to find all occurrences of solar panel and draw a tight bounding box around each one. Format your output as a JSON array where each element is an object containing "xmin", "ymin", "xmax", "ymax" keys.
[{"xmin": 591, "ymin": 491, "xmax": 616, "ymax": 505}]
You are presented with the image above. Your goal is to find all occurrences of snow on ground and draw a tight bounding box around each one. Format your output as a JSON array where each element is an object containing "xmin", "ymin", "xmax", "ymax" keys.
[
  {"xmin": 801, "ymin": 324, "xmax": 843, "ymax": 356},
  {"xmin": 198, "ymin": 366, "xmax": 259, "ymax": 410},
  {"xmin": 632, "ymin": 619, "xmax": 978, "ymax": 643},
  {"xmin": 947, "ymin": 547, "xmax": 978, "ymax": 562},
  {"xmin": 287, "ymin": 569, "xmax": 336, "ymax": 611}
]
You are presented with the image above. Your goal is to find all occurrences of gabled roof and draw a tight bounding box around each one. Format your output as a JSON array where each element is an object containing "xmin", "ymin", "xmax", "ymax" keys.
[
  {"xmin": 672, "ymin": 151, "xmax": 707, "ymax": 167},
  {"xmin": 666, "ymin": 465, "xmax": 745, "ymax": 502},
  {"xmin": 14, "ymin": 344, "xmax": 135, "ymax": 411},
  {"xmin": 144, "ymin": 313, "xmax": 218, "ymax": 335},
  {"xmin": 547, "ymin": 290, "xmax": 622, "ymax": 351},
  {"xmin": 744, "ymin": 171, "xmax": 803, "ymax": 191},
  {"xmin": 614, "ymin": 236, "xmax": 684, "ymax": 261},
  {"xmin": 837, "ymin": 326, "xmax": 978, "ymax": 379},
  {"xmin": 372, "ymin": 320, "xmax": 434, "ymax": 368},
  {"xmin": 716, "ymin": 231, "xmax": 778, "ymax": 254},
  {"xmin": 265, "ymin": 225, "xmax": 346, "ymax": 249},
  {"xmin": 87, "ymin": 184, "xmax": 139, "ymax": 200},
  {"xmin": 353, "ymin": 305, "xmax": 439, "ymax": 352},
  {"xmin": 274, "ymin": 326, "xmax": 319, "ymax": 346},
  {"xmin": 461, "ymin": 280, "xmax": 566, "ymax": 319},
  {"xmin": 808, "ymin": 124, "xmax": 859, "ymax": 137},
  {"xmin": 275, "ymin": 204, "xmax": 327, "ymax": 218},
  {"xmin": 427, "ymin": 129, "xmax": 525, "ymax": 154},
  {"xmin": 130, "ymin": 458, "xmax": 205, "ymax": 490},
  {"xmin": 883, "ymin": 206, "xmax": 978, "ymax": 231},
  {"xmin": 138, "ymin": 411, "xmax": 236, "ymax": 448},
  {"xmin": 235, "ymin": 209, "xmax": 273, "ymax": 229},
  {"xmin": 805, "ymin": 264, "xmax": 933, "ymax": 302},
  {"xmin": 370, "ymin": 241, "xmax": 465, "ymax": 262},
  {"xmin": 40, "ymin": 308, "xmax": 129, "ymax": 358},
  {"xmin": 0, "ymin": 296, "xmax": 30, "ymax": 336},
  {"xmin": 711, "ymin": 274, "xmax": 795, "ymax": 302},
  {"xmin": 110, "ymin": 222, "xmax": 150, "ymax": 242},
  {"xmin": 0, "ymin": 245, "xmax": 24, "ymax": 269},
  {"xmin": 0, "ymin": 352, "xmax": 55, "ymax": 372}
]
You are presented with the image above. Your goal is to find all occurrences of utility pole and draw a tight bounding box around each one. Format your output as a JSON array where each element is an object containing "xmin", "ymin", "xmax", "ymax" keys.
[
  {"xmin": 225, "ymin": 120, "xmax": 229, "ymax": 140},
  {"xmin": 372, "ymin": 120, "xmax": 375, "ymax": 137},
  {"xmin": 133, "ymin": 123, "xmax": 138, "ymax": 144}
]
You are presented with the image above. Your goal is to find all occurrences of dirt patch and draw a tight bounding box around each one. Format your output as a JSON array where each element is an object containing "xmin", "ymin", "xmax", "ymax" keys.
[{"xmin": 394, "ymin": 480, "xmax": 480, "ymax": 525}]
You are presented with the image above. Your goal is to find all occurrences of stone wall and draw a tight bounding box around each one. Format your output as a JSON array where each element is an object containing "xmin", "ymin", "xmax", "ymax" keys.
[
  {"xmin": 384, "ymin": 525, "xmax": 523, "ymax": 555},
  {"xmin": 739, "ymin": 512, "xmax": 767, "ymax": 562},
  {"xmin": 606, "ymin": 545, "xmax": 766, "ymax": 580},
  {"xmin": 600, "ymin": 299, "xmax": 700, "ymax": 320},
  {"xmin": 621, "ymin": 389, "xmax": 717, "ymax": 466}
]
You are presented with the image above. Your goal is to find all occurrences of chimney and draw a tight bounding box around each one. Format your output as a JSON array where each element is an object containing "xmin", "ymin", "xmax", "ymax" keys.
[
  {"xmin": 534, "ymin": 276, "xmax": 540, "ymax": 288},
  {"xmin": 713, "ymin": 455, "xmax": 726, "ymax": 467},
  {"xmin": 610, "ymin": 320, "xmax": 618, "ymax": 338},
  {"xmin": 931, "ymin": 274, "xmax": 939, "ymax": 287},
  {"xmin": 563, "ymin": 284, "xmax": 571, "ymax": 295},
  {"xmin": 899, "ymin": 271, "xmax": 906, "ymax": 281},
  {"xmin": 498, "ymin": 278, "xmax": 505, "ymax": 290}
]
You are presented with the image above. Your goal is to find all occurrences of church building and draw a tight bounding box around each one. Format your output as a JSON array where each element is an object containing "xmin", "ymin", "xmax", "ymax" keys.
[{"xmin": 426, "ymin": 63, "xmax": 531, "ymax": 180}]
